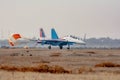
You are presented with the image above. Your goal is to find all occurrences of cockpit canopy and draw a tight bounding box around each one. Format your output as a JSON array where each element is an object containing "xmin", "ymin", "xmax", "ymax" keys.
[{"xmin": 67, "ymin": 35, "xmax": 80, "ymax": 40}]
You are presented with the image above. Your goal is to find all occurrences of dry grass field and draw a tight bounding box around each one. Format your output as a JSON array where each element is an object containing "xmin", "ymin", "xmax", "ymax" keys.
[
  {"xmin": 0, "ymin": 71, "xmax": 120, "ymax": 80},
  {"xmin": 0, "ymin": 48, "xmax": 120, "ymax": 80}
]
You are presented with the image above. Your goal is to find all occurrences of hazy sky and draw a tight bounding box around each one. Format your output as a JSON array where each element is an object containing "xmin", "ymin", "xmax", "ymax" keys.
[{"xmin": 0, "ymin": 0, "xmax": 120, "ymax": 39}]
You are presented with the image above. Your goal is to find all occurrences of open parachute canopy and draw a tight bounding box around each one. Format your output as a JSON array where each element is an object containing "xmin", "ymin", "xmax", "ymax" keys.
[{"xmin": 8, "ymin": 34, "xmax": 22, "ymax": 46}]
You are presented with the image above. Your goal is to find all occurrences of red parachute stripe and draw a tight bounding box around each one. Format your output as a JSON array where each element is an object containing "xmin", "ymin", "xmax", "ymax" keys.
[
  {"xmin": 12, "ymin": 34, "xmax": 21, "ymax": 40},
  {"xmin": 9, "ymin": 42, "xmax": 14, "ymax": 46}
]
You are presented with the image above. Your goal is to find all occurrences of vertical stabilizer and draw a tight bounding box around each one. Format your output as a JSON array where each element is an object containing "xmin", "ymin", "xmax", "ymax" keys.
[
  {"xmin": 40, "ymin": 28, "xmax": 46, "ymax": 38},
  {"xmin": 51, "ymin": 28, "xmax": 59, "ymax": 39}
]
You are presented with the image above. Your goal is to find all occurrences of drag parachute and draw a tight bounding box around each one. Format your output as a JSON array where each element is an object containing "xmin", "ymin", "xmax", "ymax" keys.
[{"xmin": 8, "ymin": 34, "xmax": 22, "ymax": 46}]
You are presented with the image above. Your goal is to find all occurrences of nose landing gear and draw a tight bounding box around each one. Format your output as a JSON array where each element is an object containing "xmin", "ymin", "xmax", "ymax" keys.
[{"xmin": 48, "ymin": 45, "xmax": 51, "ymax": 49}]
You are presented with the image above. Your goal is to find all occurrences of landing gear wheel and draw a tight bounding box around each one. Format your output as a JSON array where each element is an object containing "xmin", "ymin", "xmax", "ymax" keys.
[
  {"xmin": 59, "ymin": 46, "xmax": 63, "ymax": 49},
  {"xmin": 48, "ymin": 45, "xmax": 51, "ymax": 49},
  {"xmin": 67, "ymin": 47, "xmax": 70, "ymax": 49},
  {"xmin": 67, "ymin": 44, "xmax": 70, "ymax": 49}
]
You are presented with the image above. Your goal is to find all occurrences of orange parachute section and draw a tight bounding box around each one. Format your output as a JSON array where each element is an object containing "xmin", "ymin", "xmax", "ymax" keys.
[
  {"xmin": 12, "ymin": 34, "xmax": 22, "ymax": 40},
  {"xmin": 8, "ymin": 34, "xmax": 22, "ymax": 46}
]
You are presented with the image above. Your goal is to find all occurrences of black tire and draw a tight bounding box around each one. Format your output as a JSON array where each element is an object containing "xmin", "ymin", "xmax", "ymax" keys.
[
  {"xmin": 67, "ymin": 44, "xmax": 70, "ymax": 49},
  {"xmin": 59, "ymin": 46, "xmax": 63, "ymax": 49},
  {"xmin": 48, "ymin": 45, "xmax": 51, "ymax": 49},
  {"xmin": 67, "ymin": 47, "xmax": 70, "ymax": 49}
]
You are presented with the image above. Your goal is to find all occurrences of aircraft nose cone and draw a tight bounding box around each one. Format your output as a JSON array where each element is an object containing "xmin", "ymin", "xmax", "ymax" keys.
[{"xmin": 77, "ymin": 40, "xmax": 86, "ymax": 45}]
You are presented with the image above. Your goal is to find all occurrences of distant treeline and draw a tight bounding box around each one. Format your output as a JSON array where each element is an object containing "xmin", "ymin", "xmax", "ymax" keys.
[
  {"xmin": 0, "ymin": 37, "xmax": 120, "ymax": 48},
  {"xmin": 85, "ymin": 37, "xmax": 120, "ymax": 48}
]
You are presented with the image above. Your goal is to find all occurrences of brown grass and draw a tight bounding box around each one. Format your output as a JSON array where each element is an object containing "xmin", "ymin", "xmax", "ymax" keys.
[
  {"xmin": 86, "ymin": 51, "xmax": 96, "ymax": 54},
  {"xmin": 0, "ymin": 65, "xmax": 19, "ymax": 71},
  {"xmin": 50, "ymin": 52, "xmax": 61, "ymax": 57},
  {"xmin": 48, "ymin": 65, "xmax": 71, "ymax": 73},
  {"xmin": 10, "ymin": 53, "xmax": 19, "ymax": 56},
  {"xmin": 41, "ymin": 60, "xmax": 50, "ymax": 63},
  {"xmin": 78, "ymin": 67, "xmax": 94, "ymax": 74},
  {"xmin": 0, "ymin": 64, "xmax": 71, "ymax": 73},
  {"xmin": 95, "ymin": 62, "xmax": 120, "ymax": 67}
]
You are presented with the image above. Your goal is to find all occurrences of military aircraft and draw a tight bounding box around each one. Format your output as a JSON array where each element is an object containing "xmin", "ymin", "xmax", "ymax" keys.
[{"xmin": 37, "ymin": 28, "xmax": 86, "ymax": 49}]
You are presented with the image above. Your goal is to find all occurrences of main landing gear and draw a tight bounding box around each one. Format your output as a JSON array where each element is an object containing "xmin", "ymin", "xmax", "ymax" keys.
[
  {"xmin": 67, "ymin": 47, "xmax": 70, "ymax": 49},
  {"xmin": 59, "ymin": 46, "xmax": 63, "ymax": 49},
  {"xmin": 67, "ymin": 44, "xmax": 70, "ymax": 49},
  {"xmin": 59, "ymin": 46, "xmax": 70, "ymax": 49},
  {"xmin": 48, "ymin": 45, "xmax": 70, "ymax": 49}
]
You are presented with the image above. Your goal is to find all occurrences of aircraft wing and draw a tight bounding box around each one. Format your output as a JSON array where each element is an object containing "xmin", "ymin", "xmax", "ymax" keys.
[{"xmin": 37, "ymin": 39, "xmax": 74, "ymax": 46}]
